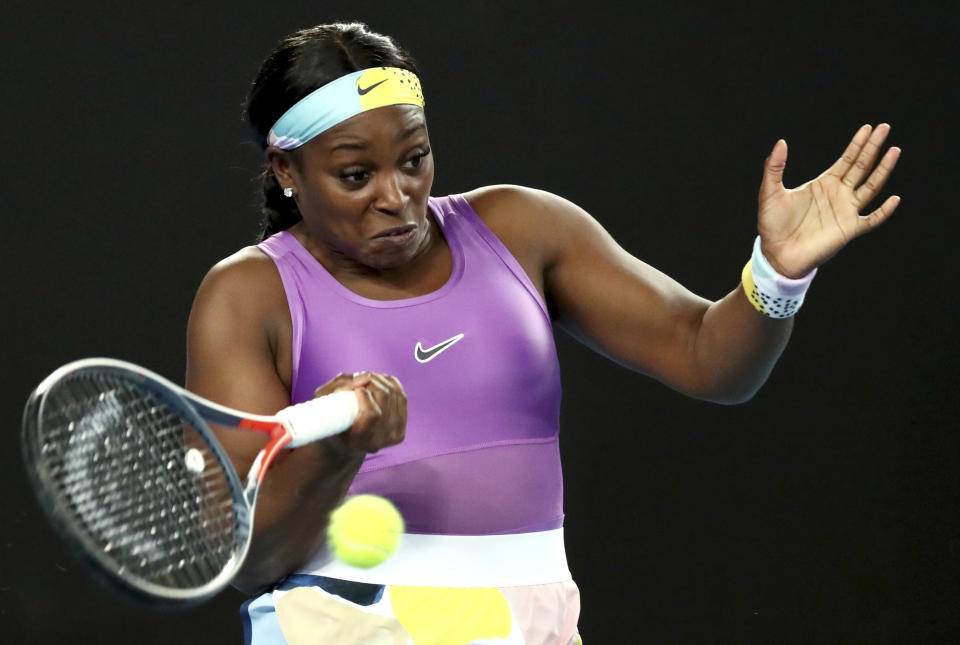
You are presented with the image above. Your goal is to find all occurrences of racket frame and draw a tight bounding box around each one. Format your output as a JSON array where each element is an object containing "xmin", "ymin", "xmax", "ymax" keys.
[{"xmin": 21, "ymin": 358, "xmax": 298, "ymax": 606}]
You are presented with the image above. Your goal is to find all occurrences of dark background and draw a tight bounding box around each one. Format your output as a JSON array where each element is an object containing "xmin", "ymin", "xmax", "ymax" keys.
[{"xmin": 3, "ymin": 1, "xmax": 958, "ymax": 642}]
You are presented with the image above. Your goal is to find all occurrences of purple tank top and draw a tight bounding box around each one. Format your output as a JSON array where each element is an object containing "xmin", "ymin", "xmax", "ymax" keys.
[{"xmin": 257, "ymin": 194, "xmax": 564, "ymax": 536}]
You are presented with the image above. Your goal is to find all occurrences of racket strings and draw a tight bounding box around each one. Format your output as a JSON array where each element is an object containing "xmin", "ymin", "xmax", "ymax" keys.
[{"xmin": 35, "ymin": 374, "xmax": 240, "ymax": 590}]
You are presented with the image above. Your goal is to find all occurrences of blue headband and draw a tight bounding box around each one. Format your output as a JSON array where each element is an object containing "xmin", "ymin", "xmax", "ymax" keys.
[{"xmin": 267, "ymin": 67, "xmax": 425, "ymax": 149}]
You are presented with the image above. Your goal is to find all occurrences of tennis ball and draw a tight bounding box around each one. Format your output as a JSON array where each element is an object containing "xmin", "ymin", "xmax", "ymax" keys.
[{"xmin": 327, "ymin": 494, "xmax": 404, "ymax": 568}]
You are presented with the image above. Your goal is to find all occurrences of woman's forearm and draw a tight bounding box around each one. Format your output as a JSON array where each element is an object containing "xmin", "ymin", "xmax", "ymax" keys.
[
  {"xmin": 232, "ymin": 438, "xmax": 365, "ymax": 594},
  {"xmin": 690, "ymin": 284, "xmax": 794, "ymax": 404}
]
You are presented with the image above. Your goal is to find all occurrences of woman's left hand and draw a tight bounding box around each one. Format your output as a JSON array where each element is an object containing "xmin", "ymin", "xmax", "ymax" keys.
[{"xmin": 756, "ymin": 123, "xmax": 901, "ymax": 278}]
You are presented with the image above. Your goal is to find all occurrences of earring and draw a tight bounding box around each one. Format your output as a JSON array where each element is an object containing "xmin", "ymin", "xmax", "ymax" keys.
[{"xmin": 283, "ymin": 187, "xmax": 295, "ymax": 198}]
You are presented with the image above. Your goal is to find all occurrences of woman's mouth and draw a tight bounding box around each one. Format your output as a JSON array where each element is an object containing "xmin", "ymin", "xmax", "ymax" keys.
[{"xmin": 371, "ymin": 225, "xmax": 417, "ymax": 244}]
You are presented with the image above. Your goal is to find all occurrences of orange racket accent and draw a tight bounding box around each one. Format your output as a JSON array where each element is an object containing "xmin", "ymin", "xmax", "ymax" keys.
[
  {"xmin": 239, "ymin": 417, "xmax": 280, "ymax": 433},
  {"xmin": 251, "ymin": 427, "xmax": 293, "ymax": 483}
]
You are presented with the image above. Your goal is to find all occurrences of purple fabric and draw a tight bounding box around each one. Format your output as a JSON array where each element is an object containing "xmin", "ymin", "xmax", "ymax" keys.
[{"xmin": 257, "ymin": 194, "xmax": 564, "ymax": 536}]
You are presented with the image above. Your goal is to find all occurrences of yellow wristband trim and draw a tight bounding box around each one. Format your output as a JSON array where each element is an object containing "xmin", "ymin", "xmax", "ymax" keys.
[{"xmin": 741, "ymin": 259, "xmax": 767, "ymax": 315}]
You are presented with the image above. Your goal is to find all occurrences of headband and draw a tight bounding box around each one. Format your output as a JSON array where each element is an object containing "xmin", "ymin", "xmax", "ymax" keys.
[{"xmin": 267, "ymin": 67, "xmax": 425, "ymax": 150}]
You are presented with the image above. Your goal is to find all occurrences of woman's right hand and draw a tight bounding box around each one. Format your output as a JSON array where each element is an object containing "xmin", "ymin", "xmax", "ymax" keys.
[{"xmin": 315, "ymin": 372, "xmax": 407, "ymax": 458}]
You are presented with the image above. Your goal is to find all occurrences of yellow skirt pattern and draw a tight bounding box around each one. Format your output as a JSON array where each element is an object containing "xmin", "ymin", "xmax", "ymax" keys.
[{"xmin": 244, "ymin": 574, "xmax": 582, "ymax": 645}]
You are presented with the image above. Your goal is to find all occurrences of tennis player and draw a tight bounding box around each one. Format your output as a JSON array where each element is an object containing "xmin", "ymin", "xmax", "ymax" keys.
[{"xmin": 185, "ymin": 22, "xmax": 900, "ymax": 644}]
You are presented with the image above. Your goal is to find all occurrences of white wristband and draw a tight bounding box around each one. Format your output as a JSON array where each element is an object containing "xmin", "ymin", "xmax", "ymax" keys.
[{"xmin": 741, "ymin": 236, "xmax": 817, "ymax": 318}]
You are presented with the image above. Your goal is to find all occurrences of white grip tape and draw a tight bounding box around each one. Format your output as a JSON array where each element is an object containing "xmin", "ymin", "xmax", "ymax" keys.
[{"xmin": 277, "ymin": 391, "xmax": 359, "ymax": 448}]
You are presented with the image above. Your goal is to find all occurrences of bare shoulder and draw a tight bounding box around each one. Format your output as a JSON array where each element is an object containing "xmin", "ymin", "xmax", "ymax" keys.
[
  {"xmin": 194, "ymin": 247, "xmax": 285, "ymax": 312},
  {"xmin": 187, "ymin": 244, "xmax": 294, "ymax": 400},
  {"xmin": 190, "ymin": 245, "xmax": 289, "ymax": 341},
  {"xmin": 461, "ymin": 184, "xmax": 590, "ymax": 271},
  {"xmin": 200, "ymin": 246, "xmax": 281, "ymax": 293},
  {"xmin": 462, "ymin": 184, "xmax": 579, "ymax": 227}
]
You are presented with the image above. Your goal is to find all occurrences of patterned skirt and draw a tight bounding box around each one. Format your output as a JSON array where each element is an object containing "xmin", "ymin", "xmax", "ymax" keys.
[{"xmin": 242, "ymin": 529, "xmax": 582, "ymax": 644}]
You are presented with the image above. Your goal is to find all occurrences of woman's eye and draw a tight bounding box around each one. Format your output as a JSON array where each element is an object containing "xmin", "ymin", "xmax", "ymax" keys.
[
  {"xmin": 405, "ymin": 148, "xmax": 431, "ymax": 169},
  {"xmin": 340, "ymin": 169, "xmax": 369, "ymax": 184}
]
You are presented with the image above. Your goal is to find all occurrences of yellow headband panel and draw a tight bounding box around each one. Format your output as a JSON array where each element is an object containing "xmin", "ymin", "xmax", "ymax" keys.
[{"xmin": 357, "ymin": 67, "xmax": 425, "ymax": 111}]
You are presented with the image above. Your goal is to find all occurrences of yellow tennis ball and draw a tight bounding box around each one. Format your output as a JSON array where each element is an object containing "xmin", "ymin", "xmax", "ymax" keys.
[{"xmin": 327, "ymin": 494, "xmax": 404, "ymax": 568}]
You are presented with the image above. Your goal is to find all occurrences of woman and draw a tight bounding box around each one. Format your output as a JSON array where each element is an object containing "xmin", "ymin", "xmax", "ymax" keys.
[{"xmin": 185, "ymin": 22, "xmax": 900, "ymax": 645}]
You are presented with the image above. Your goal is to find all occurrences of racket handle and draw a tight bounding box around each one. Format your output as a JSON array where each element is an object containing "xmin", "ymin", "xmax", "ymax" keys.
[{"xmin": 277, "ymin": 390, "xmax": 360, "ymax": 448}]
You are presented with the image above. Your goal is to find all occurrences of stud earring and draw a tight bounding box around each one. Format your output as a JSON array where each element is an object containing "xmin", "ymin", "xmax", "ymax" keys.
[{"xmin": 283, "ymin": 187, "xmax": 295, "ymax": 198}]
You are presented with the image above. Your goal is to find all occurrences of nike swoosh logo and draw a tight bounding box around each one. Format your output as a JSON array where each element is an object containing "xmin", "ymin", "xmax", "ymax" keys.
[
  {"xmin": 357, "ymin": 79, "xmax": 388, "ymax": 95},
  {"xmin": 415, "ymin": 333, "xmax": 465, "ymax": 364}
]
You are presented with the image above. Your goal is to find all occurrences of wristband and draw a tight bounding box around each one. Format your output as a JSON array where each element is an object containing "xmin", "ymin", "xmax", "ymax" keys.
[{"xmin": 741, "ymin": 236, "xmax": 817, "ymax": 318}]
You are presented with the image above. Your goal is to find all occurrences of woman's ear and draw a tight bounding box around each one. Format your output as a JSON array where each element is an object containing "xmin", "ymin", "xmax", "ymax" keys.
[{"xmin": 266, "ymin": 146, "xmax": 298, "ymax": 192}]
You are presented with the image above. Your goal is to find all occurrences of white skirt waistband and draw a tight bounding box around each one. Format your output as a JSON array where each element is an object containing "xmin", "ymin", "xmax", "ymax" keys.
[{"xmin": 298, "ymin": 528, "xmax": 572, "ymax": 588}]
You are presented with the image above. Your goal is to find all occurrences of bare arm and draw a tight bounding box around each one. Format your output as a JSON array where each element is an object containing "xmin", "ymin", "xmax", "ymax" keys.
[
  {"xmin": 185, "ymin": 248, "xmax": 405, "ymax": 593},
  {"xmin": 471, "ymin": 124, "xmax": 899, "ymax": 403},
  {"xmin": 536, "ymin": 188, "xmax": 792, "ymax": 404}
]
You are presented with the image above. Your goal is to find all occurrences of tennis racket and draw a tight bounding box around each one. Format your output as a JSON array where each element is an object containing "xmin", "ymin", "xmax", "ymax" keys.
[{"xmin": 21, "ymin": 357, "xmax": 359, "ymax": 606}]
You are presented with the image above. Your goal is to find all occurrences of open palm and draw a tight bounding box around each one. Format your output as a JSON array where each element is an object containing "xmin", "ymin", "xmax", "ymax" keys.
[{"xmin": 757, "ymin": 124, "xmax": 901, "ymax": 278}]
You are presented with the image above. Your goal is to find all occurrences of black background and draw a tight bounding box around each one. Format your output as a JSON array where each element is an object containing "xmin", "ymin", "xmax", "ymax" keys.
[{"xmin": 3, "ymin": 1, "xmax": 958, "ymax": 642}]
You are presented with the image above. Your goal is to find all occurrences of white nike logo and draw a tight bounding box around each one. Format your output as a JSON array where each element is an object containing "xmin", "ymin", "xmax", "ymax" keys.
[{"xmin": 414, "ymin": 333, "xmax": 465, "ymax": 364}]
